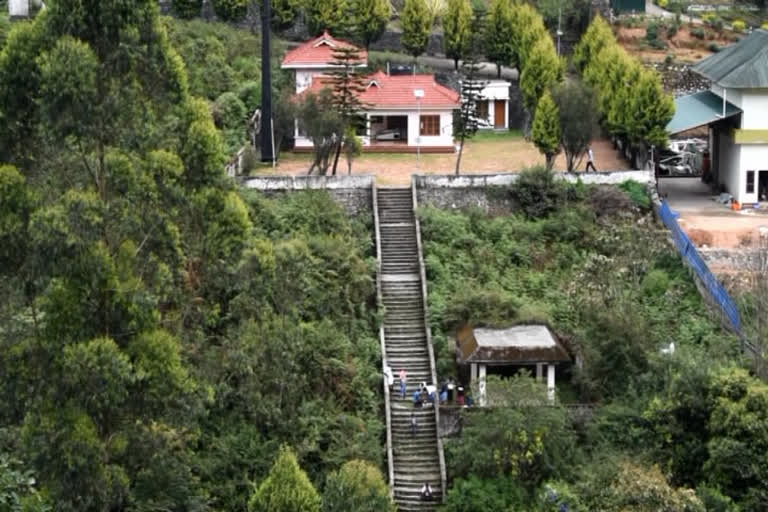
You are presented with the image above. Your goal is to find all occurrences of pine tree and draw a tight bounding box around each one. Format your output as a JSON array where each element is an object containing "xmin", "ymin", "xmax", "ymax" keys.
[
  {"xmin": 328, "ymin": 46, "xmax": 369, "ymax": 175},
  {"xmin": 401, "ymin": 0, "xmax": 433, "ymax": 64},
  {"xmin": 484, "ymin": 0, "xmax": 514, "ymax": 77},
  {"xmin": 532, "ymin": 90, "xmax": 561, "ymax": 170},
  {"xmin": 509, "ymin": 3, "xmax": 549, "ymax": 72},
  {"xmin": 455, "ymin": 10, "xmax": 485, "ymax": 175},
  {"xmin": 443, "ymin": 0, "xmax": 473, "ymax": 70},
  {"xmin": 249, "ymin": 445, "xmax": 322, "ymax": 512},
  {"xmin": 520, "ymin": 37, "xmax": 563, "ymax": 115},
  {"xmin": 351, "ymin": 0, "xmax": 391, "ymax": 50}
]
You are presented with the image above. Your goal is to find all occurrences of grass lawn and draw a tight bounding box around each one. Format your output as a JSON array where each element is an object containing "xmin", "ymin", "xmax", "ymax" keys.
[{"xmin": 253, "ymin": 131, "xmax": 629, "ymax": 185}]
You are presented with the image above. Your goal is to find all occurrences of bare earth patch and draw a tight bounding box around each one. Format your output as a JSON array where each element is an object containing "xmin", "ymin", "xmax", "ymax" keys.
[{"xmin": 252, "ymin": 134, "xmax": 630, "ymax": 186}]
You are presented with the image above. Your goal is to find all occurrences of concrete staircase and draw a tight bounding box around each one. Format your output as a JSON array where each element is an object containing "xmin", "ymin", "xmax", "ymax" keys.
[{"xmin": 377, "ymin": 188, "xmax": 443, "ymax": 511}]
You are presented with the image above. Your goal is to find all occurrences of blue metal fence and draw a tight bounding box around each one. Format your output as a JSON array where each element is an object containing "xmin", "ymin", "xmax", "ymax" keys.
[{"xmin": 658, "ymin": 200, "xmax": 742, "ymax": 332}]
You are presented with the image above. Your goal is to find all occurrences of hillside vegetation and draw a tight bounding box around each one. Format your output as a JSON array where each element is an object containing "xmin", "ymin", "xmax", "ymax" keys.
[{"xmin": 420, "ymin": 168, "xmax": 767, "ymax": 510}]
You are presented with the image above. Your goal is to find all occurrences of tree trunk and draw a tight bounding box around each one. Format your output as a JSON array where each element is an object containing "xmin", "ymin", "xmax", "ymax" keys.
[
  {"xmin": 496, "ymin": 63, "xmax": 501, "ymax": 78},
  {"xmin": 331, "ymin": 139, "xmax": 342, "ymax": 176},
  {"xmin": 455, "ymin": 136, "xmax": 466, "ymax": 175},
  {"xmin": 454, "ymin": 58, "xmax": 459, "ymax": 71},
  {"xmin": 545, "ymin": 154, "xmax": 553, "ymax": 170}
]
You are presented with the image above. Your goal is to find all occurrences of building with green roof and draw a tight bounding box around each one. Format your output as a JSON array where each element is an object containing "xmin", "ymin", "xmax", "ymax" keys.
[{"xmin": 667, "ymin": 29, "xmax": 768, "ymax": 205}]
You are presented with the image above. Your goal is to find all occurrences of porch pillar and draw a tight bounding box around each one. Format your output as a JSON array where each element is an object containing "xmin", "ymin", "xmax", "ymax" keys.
[
  {"xmin": 470, "ymin": 363, "xmax": 478, "ymax": 384},
  {"xmin": 479, "ymin": 364, "xmax": 487, "ymax": 406},
  {"xmin": 535, "ymin": 363, "xmax": 543, "ymax": 381},
  {"xmin": 547, "ymin": 364, "xmax": 555, "ymax": 402}
]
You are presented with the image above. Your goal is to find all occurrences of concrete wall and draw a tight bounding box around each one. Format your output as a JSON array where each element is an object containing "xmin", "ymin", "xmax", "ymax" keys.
[
  {"xmin": 414, "ymin": 171, "xmax": 652, "ymax": 212},
  {"xmin": 718, "ymin": 129, "xmax": 742, "ymax": 200},
  {"xmin": 241, "ymin": 175, "xmax": 374, "ymax": 216}
]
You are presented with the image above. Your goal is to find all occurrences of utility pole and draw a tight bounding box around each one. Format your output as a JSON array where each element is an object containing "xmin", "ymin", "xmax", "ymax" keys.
[
  {"xmin": 556, "ymin": 2, "xmax": 563, "ymax": 56},
  {"xmin": 260, "ymin": 0, "xmax": 276, "ymax": 163}
]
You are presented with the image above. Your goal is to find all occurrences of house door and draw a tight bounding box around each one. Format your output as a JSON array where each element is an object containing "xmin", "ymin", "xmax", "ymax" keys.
[
  {"xmin": 759, "ymin": 171, "xmax": 768, "ymax": 201},
  {"xmin": 494, "ymin": 100, "xmax": 505, "ymax": 129}
]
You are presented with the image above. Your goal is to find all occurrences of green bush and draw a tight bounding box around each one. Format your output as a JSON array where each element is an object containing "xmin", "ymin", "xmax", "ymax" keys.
[
  {"xmin": 173, "ymin": 0, "xmax": 202, "ymax": 18},
  {"xmin": 618, "ymin": 180, "xmax": 651, "ymax": 209},
  {"xmin": 212, "ymin": 0, "xmax": 248, "ymax": 21},
  {"xmin": 732, "ymin": 20, "xmax": 746, "ymax": 33},
  {"xmin": 642, "ymin": 269, "xmax": 671, "ymax": 297},
  {"xmin": 708, "ymin": 42, "xmax": 720, "ymax": 53},
  {"xmin": 508, "ymin": 166, "xmax": 568, "ymax": 219},
  {"xmin": 691, "ymin": 27, "xmax": 705, "ymax": 39},
  {"xmin": 442, "ymin": 476, "xmax": 530, "ymax": 512}
]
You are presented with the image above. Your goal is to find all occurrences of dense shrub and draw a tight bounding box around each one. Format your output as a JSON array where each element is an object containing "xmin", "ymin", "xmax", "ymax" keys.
[
  {"xmin": 508, "ymin": 166, "xmax": 570, "ymax": 218},
  {"xmin": 442, "ymin": 476, "xmax": 530, "ymax": 512},
  {"xmin": 708, "ymin": 42, "xmax": 720, "ymax": 53},
  {"xmin": 732, "ymin": 20, "xmax": 746, "ymax": 33},
  {"xmin": 618, "ymin": 179, "xmax": 651, "ymax": 209},
  {"xmin": 692, "ymin": 27, "xmax": 706, "ymax": 39}
]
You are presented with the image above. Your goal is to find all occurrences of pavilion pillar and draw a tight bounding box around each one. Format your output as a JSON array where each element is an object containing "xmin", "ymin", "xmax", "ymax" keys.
[
  {"xmin": 547, "ymin": 363, "xmax": 555, "ymax": 402},
  {"xmin": 535, "ymin": 363, "xmax": 543, "ymax": 381},
  {"xmin": 470, "ymin": 363, "xmax": 478, "ymax": 384},
  {"xmin": 479, "ymin": 364, "xmax": 487, "ymax": 406}
]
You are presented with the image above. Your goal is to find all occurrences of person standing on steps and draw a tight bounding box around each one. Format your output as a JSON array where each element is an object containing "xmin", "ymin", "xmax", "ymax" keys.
[
  {"xmin": 420, "ymin": 482, "xmax": 433, "ymax": 501},
  {"xmin": 399, "ymin": 369, "xmax": 407, "ymax": 399},
  {"xmin": 585, "ymin": 146, "xmax": 598, "ymax": 172}
]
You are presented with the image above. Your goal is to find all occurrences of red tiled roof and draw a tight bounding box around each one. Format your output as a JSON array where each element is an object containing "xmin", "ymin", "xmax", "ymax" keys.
[
  {"xmin": 302, "ymin": 71, "xmax": 460, "ymax": 109},
  {"xmin": 282, "ymin": 31, "xmax": 368, "ymax": 67}
]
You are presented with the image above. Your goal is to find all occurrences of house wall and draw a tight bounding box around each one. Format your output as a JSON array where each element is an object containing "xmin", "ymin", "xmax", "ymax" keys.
[
  {"xmin": 405, "ymin": 109, "xmax": 454, "ymax": 147},
  {"xmin": 295, "ymin": 69, "xmax": 332, "ymax": 93},
  {"xmin": 717, "ymin": 128, "xmax": 742, "ymax": 200},
  {"xmin": 740, "ymin": 90, "xmax": 768, "ymax": 130},
  {"xmin": 9, "ymin": 0, "xmax": 29, "ymax": 16}
]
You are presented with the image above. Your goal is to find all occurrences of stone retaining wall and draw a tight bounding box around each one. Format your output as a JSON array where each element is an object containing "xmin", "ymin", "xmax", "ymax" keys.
[
  {"xmin": 414, "ymin": 171, "xmax": 653, "ymax": 212},
  {"xmin": 241, "ymin": 175, "xmax": 374, "ymax": 217}
]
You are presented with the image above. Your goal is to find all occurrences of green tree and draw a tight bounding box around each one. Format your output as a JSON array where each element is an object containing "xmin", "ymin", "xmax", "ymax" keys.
[
  {"xmin": 323, "ymin": 460, "xmax": 395, "ymax": 512},
  {"xmin": 443, "ymin": 0, "xmax": 473, "ymax": 70},
  {"xmin": 249, "ymin": 445, "xmax": 322, "ymax": 512},
  {"xmin": 520, "ymin": 36, "xmax": 562, "ymax": 116},
  {"xmin": 350, "ymin": 0, "xmax": 391, "ymax": 50},
  {"xmin": 705, "ymin": 368, "xmax": 768, "ymax": 508},
  {"xmin": 627, "ymin": 68, "xmax": 675, "ymax": 151},
  {"xmin": 298, "ymin": 89, "xmax": 344, "ymax": 175},
  {"xmin": 509, "ymin": 3, "xmax": 549, "ymax": 71},
  {"xmin": 173, "ymin": 0, "xmax": 202, "ymax": 18},
  {"xmin": 213, "ymin": 91, "xmax": 248, "ymax": 154},
  {"xmin": 442, "ymin": 475, "xmax": 529, "ymax": 512},
  {"xmin": 401, "ymin": 0, "xmax": 433, "ymax": 63},
  {"xmin": 212, "ymin": 0, "xmax": 248, "ymax": 21},
  {"xmin": 552, "ymin": 81, "xmax": 597, "ymax": 172},
  {"xmin": 0, "ymin": 456, "xmax": 51, "ymax": 512},
  {"xmin": 573, "ymin": 14, "xmax": 614, "ymax": 72},
  {"xmin": 305, "ymin": 0, "xmax": 347, "ymax": 36},
  {"xmin": 484, "ymin": 0, "xmax": 514, "ymax": 77},
  {"xmin": 532, "ymin": 90, "xmax": 561, "ymax": 170},
  {"xmin": 447, "ymin": 375, "xmax": 575, "ymax": 489}
]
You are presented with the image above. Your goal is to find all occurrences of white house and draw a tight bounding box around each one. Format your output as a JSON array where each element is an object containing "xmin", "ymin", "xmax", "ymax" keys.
[
  {"xmin": 474, "ymin": 80, "xmax": 511, "ymax": 130},
  {"xmin": 9, "ymin": 0, "xmax": 29, "ymax": 17},
  {"xmin": 667, "ymin": 29, "xmax": 768, "ymax": 206},
  {"xmin": 281, "ymin": 32, "xmax": 460, "ymax": 153}
]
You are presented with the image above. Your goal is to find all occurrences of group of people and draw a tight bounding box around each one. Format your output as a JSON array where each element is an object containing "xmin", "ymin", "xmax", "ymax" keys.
[{"xmin": 384, "ymin": 367, "xmax": 473, "ymax": 407}]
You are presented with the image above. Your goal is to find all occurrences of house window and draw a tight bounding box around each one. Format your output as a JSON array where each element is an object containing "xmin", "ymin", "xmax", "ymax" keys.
[
  {"xmin": 477, "ymin": 100, "xmax": 489, "ymax": 120},
  {"xmin": 420, "ymin": 115, "xmax": 440, "ymax": 136},
  {"xmin": 747, "ymin": 170, "xmax": 755, "ymax": 194}
]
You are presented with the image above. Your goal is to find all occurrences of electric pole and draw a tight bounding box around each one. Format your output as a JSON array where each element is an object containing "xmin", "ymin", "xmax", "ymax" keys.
[{"xmin": 260, "ymin": 0, "xmax": 276, "ymax": 163}]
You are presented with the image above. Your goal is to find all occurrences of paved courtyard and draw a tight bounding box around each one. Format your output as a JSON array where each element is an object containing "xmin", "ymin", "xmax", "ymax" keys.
[{"xmin": 660, "ymin": 177, "xmax": 768, "ymax": 248}]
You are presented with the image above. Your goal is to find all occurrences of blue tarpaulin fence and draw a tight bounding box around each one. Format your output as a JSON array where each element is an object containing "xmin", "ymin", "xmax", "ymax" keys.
[{"xmin": 659, "ymin": 200, "xmax": 742, "ymax": 332}]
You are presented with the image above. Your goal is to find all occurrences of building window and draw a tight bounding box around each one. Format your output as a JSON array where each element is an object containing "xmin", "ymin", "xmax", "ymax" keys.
[
  {"xmin": 477, "ymin": 100, "xmax": 489, "ymax": 120},
  {"xmin": 747, "ymin": 170, "xmax": 755, "ymax": 194},
  {"xmin": 420, "ymin": 115, "xmax": 440, "ymax": 136}
]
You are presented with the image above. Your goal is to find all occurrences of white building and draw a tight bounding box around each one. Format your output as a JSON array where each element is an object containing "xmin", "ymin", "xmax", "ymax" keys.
[
  {"xmin": 9, "ymin": 0, "xmax": 29, "ymax": 17},
  {"xmin": 281, "ymin": 31, "xmax": 460, "ymax": 153},
  {"xmin": 667, "ymin": 29, "xmax": 768, "ymax": 205},
  {"xmin": 474, "ymin": 80, "xmax": 511, "ymax": 130}
]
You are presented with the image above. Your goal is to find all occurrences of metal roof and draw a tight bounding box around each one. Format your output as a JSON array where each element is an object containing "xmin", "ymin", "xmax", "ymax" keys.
[
  {"xmin": 666, "ymin": 90, "xmax": 742, "ymax": 134},
  {"xmin": 456, "ymin": 324, "xmax": 570, "ymax": 364},
  {"xmin": 692, "ymin": 29, "xmax": 768, "ymax": 88}
]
